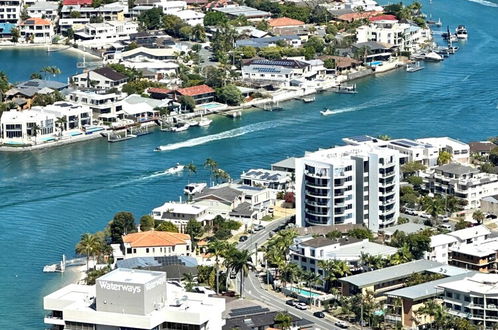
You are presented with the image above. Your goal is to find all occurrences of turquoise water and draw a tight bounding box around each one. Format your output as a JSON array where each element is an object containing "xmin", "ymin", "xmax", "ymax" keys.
[
  {"xmin": 0, "ymin": 0, "xmax": 498, "ymax": 328},
  {"xmin": 289, "ymin": 287, "xmax": 322, "ymax": 297},
  {"xmin": 0, "ymin": 47, "xmax": 82, "ymax": 83}
]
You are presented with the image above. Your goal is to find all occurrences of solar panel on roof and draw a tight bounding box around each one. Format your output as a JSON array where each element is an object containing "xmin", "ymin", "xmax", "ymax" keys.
[
  {"xmin": 229, "ymin": 306, "xmax": 270, "ymax": 317},
  {"xmin": 392, "ymin": 139, "xmax": 420, "ymax": 148},
  {"xmin": 24, "ymin": 81, "xmax": 40, "ymax": 87}
]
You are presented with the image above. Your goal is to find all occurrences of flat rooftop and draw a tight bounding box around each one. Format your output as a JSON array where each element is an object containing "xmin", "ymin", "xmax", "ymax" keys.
[{"xmin": 97, "ymin": 268, "xmax": 165, "ymax": 284}]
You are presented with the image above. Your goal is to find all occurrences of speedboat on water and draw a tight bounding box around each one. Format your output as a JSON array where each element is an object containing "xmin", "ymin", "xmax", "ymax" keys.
[
  {"xmin": 424, "ymin": 52, "xmax": 444, "ymax": 62},
  {"xmin": 320, "ymin": 108, "xmax": 334, "ymax": 116},
  {"xmin": 165, "ymin": 163, "xmax": 184, "ymax": 174},
  {"xmin": 456, "ymin": 25, "xmax": 468, "ymax": 39}
]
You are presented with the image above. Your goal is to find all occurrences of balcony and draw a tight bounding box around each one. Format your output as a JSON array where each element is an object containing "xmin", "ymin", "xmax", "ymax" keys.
[
  {"xmin": 305, "ymin": 209, "xmax": 330, "ymax": 217},
  {"xmin": 304, "ymin": 199, "xmax": 328, "ymax": 207},
  {"xmin": 44, "ymin": 315, "xmax": 65, "ymax": 326},
  {"xmin": 304, "ymin": 170, "xmax": 330, "ymax": 179},
  {"xmin": 305, "ymin": 182, "xmax": 330, "ymax": 189},
  {"xmin": 305, "ymin": 190, "xmax": 329, "ymax": 198}
]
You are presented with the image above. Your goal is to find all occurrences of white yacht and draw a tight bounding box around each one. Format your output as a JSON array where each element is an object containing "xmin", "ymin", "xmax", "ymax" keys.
[
  {"xmin": 456, "ymin": 25, "xmax": 468, "ymax": 39},
  {"xmin": 406, "ymin": 61, "xmax": 424, "ymax": 72},
  {"xmin": 424, "ymin": 52, "xmax": 444, "ymax": 62},
  {"xmin": 165, "ymin": 163, "xmax": 184, "ymax": 174},
  {"xmin": 320, "ymin": 109, "xmax": 334, "ymax": 116},
  {"xmin": 184, "ymin": 182, "xmax": 207, "ymax": 195},
  {"xmin": 171, "ymin": 123, "xmax": 190, "ymax": 132},
  {"xmin": 198, "ymin": 117, "xmax": 212, "ymax": 127}
]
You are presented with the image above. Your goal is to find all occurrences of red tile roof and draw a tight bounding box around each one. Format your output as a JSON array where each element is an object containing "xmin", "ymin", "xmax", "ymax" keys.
[
  {"xmin": 369, "ymin": 14, "xmax": 398, "ymax": 21},
  {"xmin": 336, "ymin": 11, "xmax": 381, "ymax": 22},
  {"xmin": 62, "ymin": 0, "xmax": 92, "ymax": 5},
  {"xmin": 268, "ymin": 17, "xmax": 305, "ymax": 27},
  {"xmin": 123, "ymin": 231, "xmax": 191, "ymax": 248},
  {"xmin": 148, "ymin": 87, "xmax": 172, "ymax": 94},
  {"xmin": 177, "ymin": 84, "xmax": 215, "ymax": 96},
  {"xmin": 21, "ymin": 17, "xmax": 52, "ymax": 25}
]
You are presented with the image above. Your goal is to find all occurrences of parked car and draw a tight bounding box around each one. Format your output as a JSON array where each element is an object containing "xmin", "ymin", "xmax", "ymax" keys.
[
  {"xmin": 440, "ymin": 223, "xmax": 452, "ymax": 230},
  {"xmin": 335, "ymin": 321, "xmax": 349, "ymax": 328},
  {"xmin": 239, "ymin": 235, "xmax": 248, "ymax": 242},
  {"xmin": 295, "ymin": 302, "xmax": 308, "ymax": 310},
  {"xmin": 313, "ymin": 311, "xmax": 325, "ymax": 318},
  {"xmin": 253, "ymin": 224, "xmax": 264, "ymax": 231},
  {"xmin": 286, "ymin": 299, "xmax": 297, "ymax": 307},
  {"xmin": 487, "ymin": 214, "xmax": 498, "ymax": 219}
]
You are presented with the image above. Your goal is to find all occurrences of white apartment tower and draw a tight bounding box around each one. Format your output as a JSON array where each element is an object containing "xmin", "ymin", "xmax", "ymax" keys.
[
  {"xmin": 296, "ymin": 144, "xmax": 400, "ymax": 232},
  {"xmin": 0, "ymin": 0, "xmax": 22, "ymax": 23}
]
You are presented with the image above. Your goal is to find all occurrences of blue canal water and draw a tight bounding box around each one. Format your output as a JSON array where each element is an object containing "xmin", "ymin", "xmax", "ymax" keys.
[
  {"xmin": 1, "ymin": 0, "xmax": 498, "ymax": 328},
  {"xmin": 0, "ymin": 47, "xmax": 82, "ymax": 83}
]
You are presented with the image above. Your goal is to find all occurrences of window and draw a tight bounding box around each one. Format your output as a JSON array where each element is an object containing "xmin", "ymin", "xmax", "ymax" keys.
[
  {"xmin": 146, "ymin": 248, "xmax": 150, "ymax": 253},
  {"xmin": 126, "ymin": 248, "xmax": 132, "ymax": 254},
  {"xmin": 464, "ymin": 296, "xmax": 470, "ymax": 302}
]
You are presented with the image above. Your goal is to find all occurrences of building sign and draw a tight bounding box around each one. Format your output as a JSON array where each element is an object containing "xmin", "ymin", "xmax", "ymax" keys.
[{"xmin": 98, "ymin": 281, "xmax": 142, "ymax": 294}]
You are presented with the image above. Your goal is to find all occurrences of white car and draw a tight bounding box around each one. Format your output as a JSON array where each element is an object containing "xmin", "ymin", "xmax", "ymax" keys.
[
  {"xmin": 295, "ymin": 302, "xmax": 308, "ymax": 310},
  {"xmin": 334, "ymin": 321, "xmax": 349, "ymax": 328}
]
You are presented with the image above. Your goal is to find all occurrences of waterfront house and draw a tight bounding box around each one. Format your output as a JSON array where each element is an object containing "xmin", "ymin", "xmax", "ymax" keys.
[
  {"xmin": 230, "ymin": 184, "xmax": 275, "ymax": 221},
  {"xmin": 60, "ymin": 3, "xmax": 127, "ymax": 21},
  {"xmin": 151, "ymin": 202, "xmax": 215, "ymax": 232},
  {"xmin": 119, "ymin": 94, "xmax": 165, "ymax": 122},
  {"xmin": 5, "ymin": 79, "xmax": 68, "ymax": 108},
  {"xmin": 416, "ymin": 137, "xmax": 470, "ymax": 164},
  {"xmin": 0, "ymin": 0, "xmax": 22, "ymax": 24},
  {"xmin": 118, "ymin": 46, "xmax": 177, "ymax": 62},
  {"xmin": 240, "ymin": 168, "xmax": 292, "ymax": 191},
  {"xmin": 19, "ymin": 17, "xmax": 54, "ymax": 44},
  {"xmin": 164, "ymin": 84, "xmax": 215, "ymax": 105},
  {"xmin": 43, "ymin": 269, "xmax": 225, "ymax": 330},
  {"xmin": 121, "ymin": 231, "xmax": 192, "ymax": 259},
  {"xmin": 422, "ymin": 163, "xmax": 498, "ymax": 209},
  {"xmin": 58, "ymin": 17, "xmax": 90, "ymax": 34},
  {"xmin": 71, "ymin": 67, "xmax": 128, "ymax": 90},
  {"xmin": 68, "ymin": 90, "xmax": 124, "ymax": 119},
  {"xmin": 212, "ymin": 5, "xmax": 271, "ymax": 21},
  {"xmin": 290, "ymin": 236, "xmax": 397, "ymax": 276},
  {"xmin": 235, "ymin": 35, "xmax": 303, "ymax": 49},
  {"xmin": 74, "ymin": 21, "xmax": 138, "ymax": 47},
  {"xmin": 241, "ymin": 58, "xmax": 313, "ymax": 88},
  {"xmin": 268, "ymin": 17, "xmax": 306, "ymax": 36},
  {"xmin": 26, "ymin": 2, "xmax": 59, "ymax": 21},
  {"xmin": 319, "ymin": 55, "xmax": 362, "ymax": 74},
  {"xmin": 193, "ymin": 185, "xmax": 244, "ymax": 219}
]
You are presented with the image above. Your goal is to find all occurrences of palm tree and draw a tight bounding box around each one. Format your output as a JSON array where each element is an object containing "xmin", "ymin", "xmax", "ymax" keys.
[
  {"xmin": 75, "ymin": 233, "xmax": 101, "ymax": 272},
  {"xmin": 422, "ymin": 196, "xmax": 444, "ymax": 219},
  {"xmin": 184, "ymin": 162, "xmax": 197, "ymax": 176},
  {"xmin": 437, "ymin": 151, "xmax": 452, "ymax": 165},
  {"xmin": 377, "ymin": 134, "xmax": 391, "ymax": 141},
  {"xmin": 415, "ymin": 299, "xmax": 448, "ymax": 329},
  {"xmin": 301, "ymin": 270, "xmax": 322, "ymax": 299},
  {"xmin": 473, "ymin": 210, "xmax": 485, "ymax": 224},
  {"xmin": 56, "ymin": 116, "xmax": 67, "ymax": 132},
  {"xmin": 280, "ymin": 262, "xmax": 300, "ymax": 288},
  {"xmin": 182, "ymin": 272, "xmax": 195, "ymax": 292},
  {"xmin": 213, "ymin": 168, "xmax": 231, "ymax": 183},
  {"xmin": 360, "ymin": 252, "xmax": 385, "ymax": 270},
  {"xmin": 204, "ymin": 158, "xmax": 218, "ymax": 182},
  {"xmin": 274, "ymin": 312, "xmax": 293, "ymax": 330},
  {"xmin": 207, "ymin": 240, "xmax": 227, "ymax": 294},
  {"xmin": 227, "ymin": 249, "xmax": 253, "ymax": 298}
]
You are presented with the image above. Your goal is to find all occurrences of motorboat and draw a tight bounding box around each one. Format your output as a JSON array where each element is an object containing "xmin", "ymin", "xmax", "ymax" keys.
[
  {"xmin": 165, "ymin": 163, "xmax": 184, "ymax": 174},
  {"xmin": 171, "ymin": 123, "xmax": 190, "ymax": 132},
  {"xmin": 406, "ymin": 61, "xmax": 424, "ymax": 72},
  {"xmin": 435, "ymin": 18, "xmax": 442, "ymax": 27},
  {"xmin": 184, "ymin": 182, "xmax": 207, "ymax": 195},
  {"xmin": 198, "ymin": 117, "xmax": 212, "ymax": 127},
  {"xmin": 448, "ymin": 45, "xmax": 459, "ymax": 54},
  {"xmin": 320, "ymin": 108, "xmax": 334, "ymax": 116},
  {"xmin": 107, "ymin": 130, "xmax": 137, "ymax": 143},
  {"xmin": 187, "ymin": 120, "xmax": 199, "ymax": 127},
  {"xmin": 302, "ymin": 96, "xmax": 315, "ymax": 103},
  {"xmin": 435, "ymin": 46, "xmax": 450, "ymax": 57},
  {"xmin": 424, "ymin": 52, "xmax": 444, "ymax": 62},
  {"xmin": 456, "ymin": 25, "xmax": 468, "ymax": 39},
  {"xmin": 335, "ymin": 84, "xmax": 357, "ymax": 94}
]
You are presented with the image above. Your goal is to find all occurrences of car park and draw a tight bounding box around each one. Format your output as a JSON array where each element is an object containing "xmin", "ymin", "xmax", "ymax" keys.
[{"xmin": 313, "ymin": 311, "xmax": 325, "ymax": 318}]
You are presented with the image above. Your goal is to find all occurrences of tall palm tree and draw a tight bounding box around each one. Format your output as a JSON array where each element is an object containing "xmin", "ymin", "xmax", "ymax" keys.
[
  {"xmin": 75, "ymin": 233, "xmax": 101, "ymax": 272},
  {"xmin": 274, "ymin": 312, "xmax": 293, "ymax": 330},
  {"xmin": 422, "ymin": 196, "xmax": 444, "ymax": 219},
  {"xmin": 204, "ymin": 158, "xmax": 218, "ymax": 182},
  {"xmin": 227, "ymin": 249, "xmax": 253, "ymax": 298},
  {"xmin": 56, "ymin": 116, "xmax": 67, "ymax": 132},
  {"xmin": 182, "ymin": 272, "xmax": 195, "ymax": 292},
  {"xmin": 280, "ymin": 262, "xmax": 300, "ymax": 288},
  {"xmin": 207, "ymin": 240, "xmax": 227, "ymax": 294},
  {"xmin": 301, "ymin": 270, "xmax": 322, "ymax": 299}
]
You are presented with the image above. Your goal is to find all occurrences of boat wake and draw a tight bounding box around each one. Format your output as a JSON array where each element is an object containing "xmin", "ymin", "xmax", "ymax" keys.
[
  {"xmin": 156, "ymin": 121, "xmax": 280, "ymax": 151},
  {"xmin": 465, "ymin": 0, "xmax": 498, "ymax": 7}
]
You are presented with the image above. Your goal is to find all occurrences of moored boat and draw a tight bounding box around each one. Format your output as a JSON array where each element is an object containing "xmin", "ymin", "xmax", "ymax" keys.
[
  {"xmin": 456, "ymin": 25, "xmax": 468, "ymax": 39},
  {"xmin": 406, "ymin": 61, "xmax": 424, "ymax": 72},
  {"xmin": 335, "ymin": 84, "xmax": 357, "ymax": 94},
  {"xmin": 198, "ymin": 117, "xmax": 212, "ymax": 127},
  {"xmin": 184, "ymin": 182, "xmax": 207, "ymax": 195},
  {"xmin": 302, "ymin": 96, "xmax": 315, "ymax": 103},
  {"xmin": 171, "ymin": 123, "xmax": 190, "ymax": 132},
  {"xmin": 424, "ymin": 52, "xmax": 444, "ymax": 62}
]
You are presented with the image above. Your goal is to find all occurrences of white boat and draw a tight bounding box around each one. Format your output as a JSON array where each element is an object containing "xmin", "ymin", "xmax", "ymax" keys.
[
  {"xmin": 165, "ymin": 163, "xmax": 184, "ymax": 174},
  {"xmin": 406, "ymin": 62, "xmax": 424, "ymax": 72},
  {"xmin": 424, "ymin": 52, "xmax": 444, "ymax": 62},
  {"xmin": 187, "ymin": 120, "xmax": 199, "ymax": 127},
  {"xmin": 335, "ymin": 84, "xmax": 357, "ymax": 94},
  {"xmin": 448, "ymin": 46, "xmax": 459, "ymax": 54},
  {"xmin": 108, "ymin": 130, "xmax": 137, "ymax": 143},
  {"xmin": 198, "ymin": 117, "xmax": 212, "ymax": 127},
  {"xmin": 435, "ymin": 18, "xmax": 442, "ymax": 27},
  {"xmin": 320, "ymin": 109, "xmax": 334, "ymax": 116},
  {"xmin": 456, "ymin": 25, "xmax": 468, "ymax": 39},
  {"xmin": 302, "ymin": 96, "xmax": 315, "ymax": 103},
  {"xmin": 184, "ymin": 182, "xmax": 207, "ymax": 195},
  {"xmin": 171, "ymin": 123, "xmax": 190, "ymax": 132}
]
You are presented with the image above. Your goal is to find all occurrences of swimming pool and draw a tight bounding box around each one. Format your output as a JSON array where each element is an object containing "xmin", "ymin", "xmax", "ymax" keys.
[
  {"xmin": 368, "ymin": 61, "xmax": 384, "ymax": 67},
  {"xmin": 288, "ymin": 287, "xmax": 322, "ymax": 297},
  {"xmin": 200, "ymin": 102, "xmax": 222, "ymax": 110},
  {"xmin": 68, "ymin": 132, "xmax": 82, "ymax": 136},
  {"xmin": 40, "ymin": 136, "xmax": 56, "ymax": 142}
]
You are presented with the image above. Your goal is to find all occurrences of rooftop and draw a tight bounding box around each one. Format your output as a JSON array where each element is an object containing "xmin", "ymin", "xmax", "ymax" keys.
[
  {"xmin": 153, "ymin": 202, "xmax": 208, "ymax": 215},
  {"xmin": 92, "ymin": 67, "xmax": 128, "ymax": 81},
  {"xmin": 268, "ymin": 17, "xmax": 304, "ymax": 27},
  {"xmin": 430, "ymin": 234, "xmax": 459, "ymax": 248},
  {"xmin": 123, "ymin": 231, "xmax": 190, "ymax": 248},
  {"xmin": 437, "ymin": 273, "xmax": 498, "ymax": 295},
  {"xmin": 383, "ymin": 223, "xmax": 432, "ymax": 236},
  {"xmin": 369, "ymin": 14, "xmax": 398, "ymax": 21},
  {"xmin": 62, "ymin": 0, "xmax": 92, "ymax": 5},
  {"xmin": 242, "ymin": 169, "xmax": 290, "ymax": 182},
  {"xmin": 271, "ymin": 157, "xmax": 297, "ymax": 170},
  {"xmin": 98, "ymin": 267, "xmax": 165, "ymax": 285},
  {"xmin": 435, "ymin": 163, "xmax": 479, "ymax": 175},
  {"xmin": 28, "ymin": 2, "xmax": 59, "ymax": 10},
  {"xmin": 469, "ymin": 141, "xmax": 496, "ymax": 153},
  {"xmin": 339, "ymin": 259, "xmax": 442, "ymax": 288},
  {"xmin": 336, "ymin": 10, "xmax": 380, "ymax": 22},
  {"xmin": 300, "ymin": 237, "xmax": 339, "ymax": 248},
  {"xmin": 213, "ymin": 5, "xmax": 271, "ymax": 18},
  {"xmin": 245, "ymin": 58, "xmax": 309, "ymax": 69},
  {"xmin": 20, "ymin": 17, "xmax": 51, "ymax": 25},
  {"xmin": 327, "ymin": 240, "xmax": 398, "ymax": 259},
  {"xmin": 176, "ymin": 84, "xmax": 214, "ymax": 97},
  {"xmin": 450, "ymin": 238, "xmax": 498, "ymax": 257},
  {"xmin": 194, "ymin": 186, "xmax": 242, "ymax": 203},
  {"xmin": 447, "ymin": 225, "xmax": 490, "ymax": 241}
]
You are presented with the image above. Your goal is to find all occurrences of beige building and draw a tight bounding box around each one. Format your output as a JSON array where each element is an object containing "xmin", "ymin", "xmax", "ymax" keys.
[{"xmin": 122, "ymin": 231, "xmax": 192, "ymax": 259}]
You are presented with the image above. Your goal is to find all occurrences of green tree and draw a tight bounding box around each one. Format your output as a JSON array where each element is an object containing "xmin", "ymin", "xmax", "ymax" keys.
[
  {"xmin": 207, "ymin": 240, "xmax": 228, "ymax": 294},
  {"xmin": 156, "ymin": 221, "xmax": 179, "ymax": 232},
  {"xmin": 56, "ymin": 116, "xmax": 67, "ymax": 132},
  {"xmin": 437, "ymin": 151, "xmax": 452, "ymax": 165},
  {"xmin": 185, "ymin": 219, "xmax": 203, "ymax": 246},
  {"xmin": 0, "ymin": 71, "xmax": 9, "ymax": 93},
  {"xmin": 216, "ymin": 84, "xmax": 243, "ymax": 106},
  {"xmin": 377, "ymin": 134, "xmax": 391, "ymax": 141},
  {"xmin": 139, "ymin": 215, "xmax": 155, "ymax": 231},
  {"xmin": 163, "ymin": 14, "xmax": 185, "ymax": 37},
  {"xmin": 66, "ymin": 27, "xmax": 75, "ymax": 40},
  {"xmin": 182, "ymin": 272, "xmax": 196, "ymax": 292},
  {"xmin": 274, "ymin": 312, "xmax": 293, "ymax": 329},
  {"xmin": 192, "ymin": 24, "xmax": 206, "ymax": 42},
  {"xmin": 40, "ymin": 66, "xmax": 61, "ymax": 80},
  {"xmin": 326, "ymin": 230, "xmax": 342, "ymax": 239},
  {"xmin": 178, "ymin": 25, "xmax": 193, "ymax": 40},
  {"xmin": 256, "ymin": 20, "xmax": 269, "ymax": 31},
  {"xmin": 415, "ymin": 299, "xmax": 448, "ymax": 329},
  {"xmin": 472, "ymin": 210, "xmax": 485, "ymax": 224},
  {"xmin": 138, "ymin": 8, "xmax": 163, "ymax": 30},
  {"xmin": 10, "ymin": 27, "xmax": 20, "ymax": 43},
  {"xmin": 70, "ymin": 11, "xmax": 81, "ymax": 18},
  {"xmin": 406, "ymin": 175, "xmax": 423, "ymax": 188},
  {"xmin": 204, "ymin": 158, "xmax": 218, "ymax": 176},
  {"xmin": 109, "ymin": 212, "xmax": 136, "ymax": 243},
  {"xmin": 323, "ymin": 58, "xmax": 336, "ymax": 69},
  {"xmin": 318, "ymin": 259, "xmax": 350, "ymax": 292},
  {"xmin": 347, "ymin": 227, "xmax": 373, "ymax": 240},
  {"xmin": 421, "ymin": 196, "xmax": 445, "ymax": 219},
  {"xmin": 125, "ymin": 41, "xmax": 139, "ymax": 51},
  {"xmin": 203, "ymin": 11, "xmax": 228, "ymax": 26},
  {"xmin": 455, "ymin": 219, "xmax": 469, "ymax": 230},
  {"xmin": 227, "ymin": 249, "xmax": 254, "ymax": 298},
  {"xmin": 204, "ymin": 66, "xmax": 225, "ymax": 88},
  {"xmin": 75, "ymin": 233, "xmax": 102, "ymax": 272},
  {"xmin": 179, "ymin": 95, "xmax": 196, "ymax": 112},
  {"xmin": 401, "ymin": 161, "xmax": 426, "ymax": 175},
  {"xmin": 239, "ymin": 46, "xmax": 257, "ymax": 59}
]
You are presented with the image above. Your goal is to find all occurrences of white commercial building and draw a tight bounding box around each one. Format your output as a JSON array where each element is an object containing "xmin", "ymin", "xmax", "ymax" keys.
[
  {"xmin": 296, "ymin": 144, "xmax": 400, "ymax": 232},
  {"xmin": 438, "ymin": 273, "xmax": 498, "ymax": 327},
  {"xmin": 122, "ymin": 231, "xmax": 192, "ymax": 259},
  {"xmin": 423, "ymin": 163, "xmax": 498, "ymax": 209},
  {"xmin": 0, "ymin": 0, "xmax": 22, "ymax": 24},
  {"xmin": 43, "ymin": 268, "xmax": 225, "ymax": 330},
  {"xmin": 151, "ymin": 202, "xmax": 215, "ymax": 233}
]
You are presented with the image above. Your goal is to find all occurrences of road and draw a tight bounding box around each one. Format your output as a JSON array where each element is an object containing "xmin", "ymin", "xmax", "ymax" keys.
[{"xmin": 234, "ymin": 217, "xmax": 341, "ymax": 330}]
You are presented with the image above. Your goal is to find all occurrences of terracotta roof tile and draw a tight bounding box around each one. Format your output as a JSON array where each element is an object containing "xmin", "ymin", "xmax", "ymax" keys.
[
  {"xmin": 62, "ymin": 0, "xmax": 92, "ymax": 5},
  {"xmin": 176, "ymin": 84, "xmax": 214, "ymax": 96},
  {"xmin": 369, "ymin": 14, "xmax": 397, "ymax": 21},
  {"xmin": 268, "ymin": 17, "xmax": 304, "ymax": 27},
  {"xmin": 21, "ymin": 17, "xmax": 52, "ymax": 25},
  {"xmin": 148, "ymin": 87, "xmax": 172, "ymax": 94},
  {"xmin": 336, "ymin": 11, "xmax": 381, "ymax": 22},
  {"xmin": 123, "ymin": 231, "xmax": 191, "ymax": 248}
]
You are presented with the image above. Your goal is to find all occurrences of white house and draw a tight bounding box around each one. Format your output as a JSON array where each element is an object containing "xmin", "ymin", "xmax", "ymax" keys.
[
  {"xmin": 68, "ymin": 90, "xmax": 124, "ymax": 119},
  {"xmin": 75, "ymin": 21, "xmax": 138, "ymax": 46},
  {"xmin": 229, "ymin": 185, "xmax": 275, "ymax": 222},
  {"xmin": 58, "ymin": 17, "xmax": 90, "ymax": 34},
  {"xmin": 19, "ymin": 17, "xmax": 54, "ymax": 43},
  {"xmin": 416, "ymin": 137, "xmax": 470, "ymax": 164},
  {"xmin": 241, "ymin": 58, "xmax": 313, "ymax": 87},
  {"xmin": 240, "ymin": 168, "xmax": 292, "ymax": 191},
  {"xmin": 151, "ymin": 202, "xmax": 215, "ymax": 232},
  {"xmin": 27, "ymin": 2, "xmax": 59, "ymax": 21},
  {"xmin": 119, "ymin": 94, "xmax": 165, "ymax": 122},
  {"xmin": 71, "ymin": 67, "xmax": 128, "ymax": 90},
  {"xmin": 122, "ymin": 231, "xmax": 192, "ymax": 259},
  {"xmin": 0, "ymin": 0, "xmax": 22, "ymax": 24},
  {"xmin": 166, "ymin": 9, "xmax": 204, "ymax": 26}
]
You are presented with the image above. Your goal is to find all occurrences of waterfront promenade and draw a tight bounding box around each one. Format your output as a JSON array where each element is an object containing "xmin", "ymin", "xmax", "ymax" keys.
[{"xmin": 1, "ymin": 0, "xmax": 498, "ymax": 328}]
